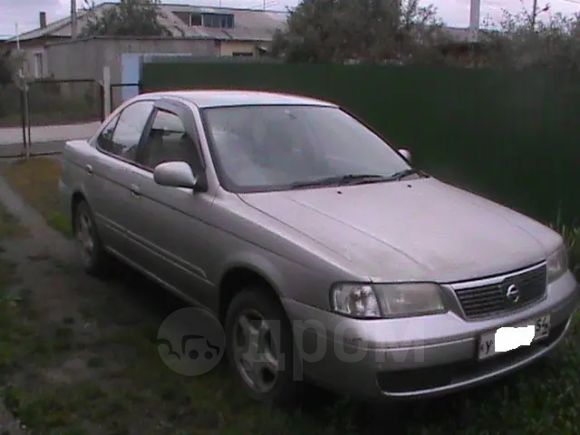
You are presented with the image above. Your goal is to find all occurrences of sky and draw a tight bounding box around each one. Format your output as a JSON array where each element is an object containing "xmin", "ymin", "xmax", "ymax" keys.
[{"xmin": 1, "ymin": 0, "xmax": 579, "ymax": 38}]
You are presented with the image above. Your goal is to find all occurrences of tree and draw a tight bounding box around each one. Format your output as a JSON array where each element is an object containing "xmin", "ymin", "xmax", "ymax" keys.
[
  {"xmin": 271, "ymin": 0, "xmax": 445, "ymax": 63},
  {"xmin": 81, "ymin": 0, "xmax": 168, "ymax": 37},
  {"xmin": 484, "ymin": 9, "xmax": 580, "ymax": 71},
  {"xmin": 0, "ymin": 49, "xmax": 13, "ymax": 86}
]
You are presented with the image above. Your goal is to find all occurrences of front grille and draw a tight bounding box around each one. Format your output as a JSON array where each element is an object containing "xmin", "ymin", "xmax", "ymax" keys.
[{"xmin": 453, "ymin": 265, "xmax": 547, "ymax": 319}]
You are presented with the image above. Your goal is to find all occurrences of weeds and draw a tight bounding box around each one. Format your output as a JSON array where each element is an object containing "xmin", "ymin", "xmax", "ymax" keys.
[{"xmin": 551, "ymin": 210, "xmax": 580, "ymax": 278}]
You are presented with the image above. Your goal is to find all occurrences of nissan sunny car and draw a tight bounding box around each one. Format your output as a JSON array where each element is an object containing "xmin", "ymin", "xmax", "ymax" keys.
[{"xmin": 60, "ymin": 91, "xmax": 579, "ymax": 402}]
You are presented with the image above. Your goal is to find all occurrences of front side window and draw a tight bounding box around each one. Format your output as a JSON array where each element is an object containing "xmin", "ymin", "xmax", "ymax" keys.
[
  {"xmin": 96, "ymin": 114, "xmax": 119, "ymax": 151},
  {"xmin": 99, "ymin": 101, "xmax": 153, "ymax": 161},
  {"xmin": 137, "ymin": 110, "xmax": 199, "ymax": 170},
  {"xmin": 203, "ymin": 105, "xmax": 411, "ymax": 193}
]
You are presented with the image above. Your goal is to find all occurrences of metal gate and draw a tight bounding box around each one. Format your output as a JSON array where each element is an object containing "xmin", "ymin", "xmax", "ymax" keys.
[{"xmin": 0, "ymin": 79, "xmax": 104, "ymax": 158}]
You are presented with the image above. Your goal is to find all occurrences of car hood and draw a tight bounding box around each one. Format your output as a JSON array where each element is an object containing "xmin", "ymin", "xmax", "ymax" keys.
[{"xmin": 239, "ymin": 178, "xmax": 561, "ymax": 283}]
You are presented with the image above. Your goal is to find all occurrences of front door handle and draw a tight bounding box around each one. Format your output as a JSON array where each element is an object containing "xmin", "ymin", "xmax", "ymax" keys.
[
  {"xmin": 85, "ymin": 164, "xmax": 93, "ymax": 175},
  {"xmin": 129, "ymin": 184, "xmax": 141, "ymax": 198}
]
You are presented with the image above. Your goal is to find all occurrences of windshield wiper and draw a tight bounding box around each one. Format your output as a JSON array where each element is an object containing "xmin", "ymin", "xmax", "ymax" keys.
[
  {"xmin": 289, "ymin": 174, "xmax": 389, "ymax": 190},
  {"xmin": 387, "ymin": 168, "xmax": 426, "ymax": 181}
]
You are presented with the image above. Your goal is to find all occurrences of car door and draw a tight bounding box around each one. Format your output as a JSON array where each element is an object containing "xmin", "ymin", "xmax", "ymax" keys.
[
  {"xmin": 88, "ymin": 100, "xmax": 155, "ymax": 262},
  {"xmin": 128, "ymin": 99, "xmax": 217, "ymax": 307}
]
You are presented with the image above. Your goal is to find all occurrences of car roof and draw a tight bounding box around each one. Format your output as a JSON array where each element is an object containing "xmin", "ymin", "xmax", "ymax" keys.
[{"xmin": 141, "ymin": 90, "xmax": 337, "ymax": 109}]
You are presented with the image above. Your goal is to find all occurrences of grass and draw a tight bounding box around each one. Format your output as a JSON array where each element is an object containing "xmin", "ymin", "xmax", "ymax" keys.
[
  {"xmin": 562, "ymin": 226, "xmax": 580, "ymax": 279},
  {"xmin": 0, "ymin": 157, "xmax": 579, "ymax": 434},
  {"xmin": 0, "ymin": 316, "xmax": 353, "ymax": 434},
  {"xmin": 0, "ymin": 205, "xmax": 28, "ymax": 239},
  {"xmin": 2, "ymin": 157, "xmax": 71, "ymax": 237}
]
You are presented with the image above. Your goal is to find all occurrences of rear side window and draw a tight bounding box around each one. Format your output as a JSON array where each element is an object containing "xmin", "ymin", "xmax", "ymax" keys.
[
  {"xmin": 137, "ymin": 110, "xmax": 199, "ymax": 170},
  {"xmin": 98, "ymin": 101, "xmax": 154, "ymax": 161}
]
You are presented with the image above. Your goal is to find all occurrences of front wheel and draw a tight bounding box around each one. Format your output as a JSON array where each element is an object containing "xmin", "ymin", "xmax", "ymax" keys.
[
  {"xmin": 225, "ymin": 287, "xmax": 299, "ymax": 404},
  {"xmin": 74, "ymin": 200, "xmax": 110, "ymax": 276}
]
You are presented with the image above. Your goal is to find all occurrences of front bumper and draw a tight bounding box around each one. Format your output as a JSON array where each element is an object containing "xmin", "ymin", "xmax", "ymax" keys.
[{"xmin": 284, "ymin": 272, "xmax": 579, "ymax": 399}]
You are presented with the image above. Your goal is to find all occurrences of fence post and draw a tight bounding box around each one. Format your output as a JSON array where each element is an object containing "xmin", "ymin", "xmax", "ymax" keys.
[
  {"xmin": 103, "ymin": 66, "xmax": 111, "ymax": 118},
  {"xmin": 20, "ymin": 87, "xmax": 27, "ymax": 155},
  {"xmin": 22, "ymin": 83, "xmax": 31, "ymax": 159},
  {"xmin": 99, "ymin": 82, "xmax": 105, "ymax": 122}
]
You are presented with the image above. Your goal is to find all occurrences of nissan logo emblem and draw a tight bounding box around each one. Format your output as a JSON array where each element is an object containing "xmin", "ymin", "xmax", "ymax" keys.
[{"xmin": 505, "ymin": 284, "xmax": 520, "ymax": 304}]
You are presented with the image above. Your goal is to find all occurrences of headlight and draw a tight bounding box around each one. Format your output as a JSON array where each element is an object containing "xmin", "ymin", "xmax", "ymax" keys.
[
  {"xmin": 331, "ymin": 284, "xmax": 381, "ymax": 318},
  {"xmin": 547, "ymin": 245, "xmax": 568, "ymax": 283},
  {"xmin": 374, "ymin": 283, "xmax": 445, "ymax": 317},
  {"xmin": 330, "ymin": 283, "xmax": 445, "ymax": 318}
]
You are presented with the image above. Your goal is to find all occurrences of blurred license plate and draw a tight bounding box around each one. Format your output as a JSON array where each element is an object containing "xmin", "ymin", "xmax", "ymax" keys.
[{"xmin": 478, "ymin": 315, "xmax": 550, "ymax": 360}]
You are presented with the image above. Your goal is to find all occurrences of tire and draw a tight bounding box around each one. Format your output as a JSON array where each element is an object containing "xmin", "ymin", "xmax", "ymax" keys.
[
  {"xmin": 225, "ymin": 287, "xmax": 299, "ymax": 405},
  {"xmin": 74, "ymin": 200, "xmax": 110, "ymax": 276}
]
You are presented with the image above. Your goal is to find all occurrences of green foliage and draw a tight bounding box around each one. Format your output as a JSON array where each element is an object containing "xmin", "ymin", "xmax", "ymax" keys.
[
  {"xmin": 552, "ymin": 212, "xmax": 580, "ymax": 278},
  {"xmin": 272, "ymin": 0, "xmax": 447, "ymax": 63},
  {"xmin": 143, "ymin": 62, "xmax": 580, "ymax": 228},
  {"xmin": 81, "ymin": 0, "xmax": 168, "ymax": 37},
  {"xmin": 3, "ymin": 158, "xmax": 71, "ymax": 237},
  {"xmin": 484, "ymin": 10, "xmax": 580, "ymax": 72}
]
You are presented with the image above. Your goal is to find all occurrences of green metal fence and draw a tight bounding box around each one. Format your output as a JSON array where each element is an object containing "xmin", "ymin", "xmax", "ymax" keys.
[{"xmin": 143, "ymin": 62, "xmax": 580, "ymax": 227}]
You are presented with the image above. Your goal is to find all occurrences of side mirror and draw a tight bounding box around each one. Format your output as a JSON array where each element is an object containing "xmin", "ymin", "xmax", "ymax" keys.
[
  {"xmin": 398, "ymin": 148, "xmax": 412, "ymax": 163},
  {"xmin": 153, "ymin": 161, "xmax": 198, "ymax": 189}
]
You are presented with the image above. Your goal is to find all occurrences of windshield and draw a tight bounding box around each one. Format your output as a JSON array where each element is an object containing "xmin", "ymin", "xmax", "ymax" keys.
[{"xmin": 203, "ymin": 105, "xmax": 411, "ymax": 193}]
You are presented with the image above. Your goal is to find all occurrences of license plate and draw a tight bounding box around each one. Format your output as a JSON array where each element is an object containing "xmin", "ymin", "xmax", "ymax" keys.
[{"xmin": 478, "ymin": 315, "xmax": 550, "ymax": 360}]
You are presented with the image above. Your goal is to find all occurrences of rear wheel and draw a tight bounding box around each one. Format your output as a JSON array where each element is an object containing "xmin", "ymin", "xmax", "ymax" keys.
[
  {"xmin": 225, "ymin": 287, "xmax": 299, "ymax": 404},
  {"xmin": 74, "ymin": 200, "xmax": 110, "ymax": 276}
]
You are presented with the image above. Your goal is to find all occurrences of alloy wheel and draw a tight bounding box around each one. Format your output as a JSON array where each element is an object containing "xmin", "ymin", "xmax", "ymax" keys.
[
  {"xmin": 76, "ymin": 209, "xmax": 95, "ymax": 266},
  {"xmin": 232, "ymin": 309, "xmax": 280, "ymax": 394}
]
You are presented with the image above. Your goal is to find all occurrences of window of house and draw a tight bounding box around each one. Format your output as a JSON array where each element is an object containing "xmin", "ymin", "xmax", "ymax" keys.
[
  {"xmin": 137, "ymin": 110, "xmax": 199, "ymax": 170},
  {"xmin": 232, "ymin": 52, "xmax": 253, "ymax": 58},
  {"xmin": 33, "ymin": 53, "xmax": 43, "ymax": 78},
  {"xmin": 190, "ymin": 13, "xmax": 202, "ymax": 26},
  {"xmin": 202, "ymin": 13, "xmax": 234, "ymax": 29},
  {"xmin": 98, "ymin": 101, "xmax": 154, "ymax": 161}
]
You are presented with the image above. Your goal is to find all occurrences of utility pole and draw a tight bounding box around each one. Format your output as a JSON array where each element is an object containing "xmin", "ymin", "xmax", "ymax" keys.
[
  {"xmin": 15, "ymin": 22, "xmax": 29, "ymax": 155},
  {"xmin": 15, "ymin": 23, "xmax": 20, "ymax": 50},
  {"xmin": 71, "ymin": 0, "xmax": 78, "ymax": 39},
  {"xmin": 469, "ymin": 0, "xmax": 481, "ymax": 43}
]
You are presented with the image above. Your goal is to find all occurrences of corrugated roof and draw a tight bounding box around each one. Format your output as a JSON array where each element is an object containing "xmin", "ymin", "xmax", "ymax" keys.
[{"xmin": 8, "ymin": 2, "xmax": 287, "ymax": 43}]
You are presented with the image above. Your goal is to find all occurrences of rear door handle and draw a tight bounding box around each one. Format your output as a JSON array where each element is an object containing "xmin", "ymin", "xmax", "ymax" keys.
[
  {"xmin": 85, "ymin": 164, "xmax": 93, "ymax": 175},
  {"xmin": 129, "ymin": 184, "xmax": 141, "ymax": 198}
]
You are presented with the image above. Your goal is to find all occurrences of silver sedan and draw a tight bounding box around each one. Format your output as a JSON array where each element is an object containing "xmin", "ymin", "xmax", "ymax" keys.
[{"xmin": 60, "ymin": 91, "xmax": 579, "ymax": 402}]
